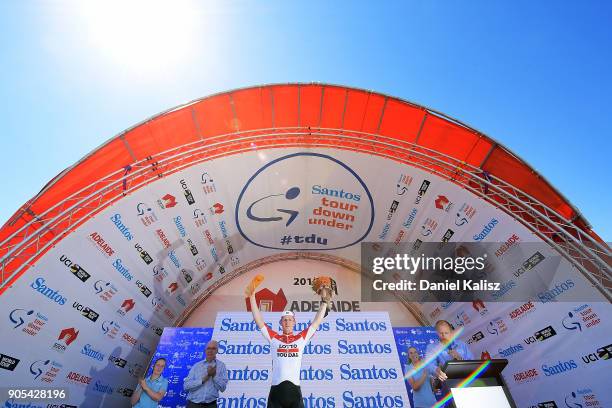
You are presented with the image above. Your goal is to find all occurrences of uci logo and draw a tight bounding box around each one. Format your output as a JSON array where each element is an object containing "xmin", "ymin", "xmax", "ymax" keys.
[{"xmin": 236, "ymin": 152, "xmax": 374, "ymax": 250}]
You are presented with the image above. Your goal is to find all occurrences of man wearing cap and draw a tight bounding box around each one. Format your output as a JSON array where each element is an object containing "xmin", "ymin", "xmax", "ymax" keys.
[{"xmin": 246, "ymin": 281, "xmax": 330, "ymax": 408}]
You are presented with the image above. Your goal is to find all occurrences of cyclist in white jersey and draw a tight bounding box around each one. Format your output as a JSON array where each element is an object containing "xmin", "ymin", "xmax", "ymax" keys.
[{"xmin": 247, "ymin": 284, "xmax": 329, "ymax": 408}]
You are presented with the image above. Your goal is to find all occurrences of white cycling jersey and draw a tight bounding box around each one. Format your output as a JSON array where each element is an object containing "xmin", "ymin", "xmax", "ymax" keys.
[{"xmin": 259, "ymin": 324, "xmax": 317, "ymax": 386}]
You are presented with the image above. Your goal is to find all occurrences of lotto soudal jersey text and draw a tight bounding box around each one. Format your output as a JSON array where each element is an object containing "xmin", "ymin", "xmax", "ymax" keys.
[{"xmin": 259, "ymin": 325, "xmax": 317, "ymax": 386}]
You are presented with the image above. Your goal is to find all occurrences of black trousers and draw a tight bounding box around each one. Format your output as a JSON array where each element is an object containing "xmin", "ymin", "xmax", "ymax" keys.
[
  {"xmin": 267, "ymin": 381, "xmax": 304, "ymax": 408},
  {"xmin": 187, "ymin": 400, "xmax": 217, "ymax": 408}
]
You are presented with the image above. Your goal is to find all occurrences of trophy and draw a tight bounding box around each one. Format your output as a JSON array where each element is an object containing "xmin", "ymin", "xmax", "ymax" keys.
[{"xmin": 312, "ymin": 276, "xmax": 335, "ymax": 307}]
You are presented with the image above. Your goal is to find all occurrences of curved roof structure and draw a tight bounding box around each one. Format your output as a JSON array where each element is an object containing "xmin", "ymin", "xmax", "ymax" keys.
[
  {"xmin": 0, "ymin": 84, "xmax": 610, "ymax": 407},
  {"xmin": 1, "ymin": 83, "xmax": 608, "ymax": 294}
]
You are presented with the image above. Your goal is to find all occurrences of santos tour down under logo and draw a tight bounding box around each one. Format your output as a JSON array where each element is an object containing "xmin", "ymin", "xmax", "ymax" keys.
[{"xmin": 236, "ymin": 152, "xmax": 374, "ymax": 250}]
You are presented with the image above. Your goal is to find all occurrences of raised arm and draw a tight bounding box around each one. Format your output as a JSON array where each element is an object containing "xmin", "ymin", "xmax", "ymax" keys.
[
  {"xmin": 245, "ymin": 275, "xmax": 266, "ymax": 329},
  {"xmin": 309, "ymin": 278, "xmax": 332, "ymax": 331},
  {"xmin": 248, "ymin": 293, "xmax": 266, "ymax": 329},
  {"xmin": 309, "ymin": 301, "xmax": 328, "ymax": 331}
]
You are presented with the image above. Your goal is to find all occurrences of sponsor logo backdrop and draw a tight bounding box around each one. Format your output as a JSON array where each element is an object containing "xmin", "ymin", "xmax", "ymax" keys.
[
  {"xmin": 392, "ymin": 327, "xmax": 440, "ymax": 408},
  {"xmin": 149, "ymin": 325, "xmax": 440, "ymax": 408},
  {"xmin": 211, "ymin": 312, "xmax": 410, "ymax": 408},
  {"xmin": 149, "ymin": 328, "xmax": 214, "ymax": 408},
  {"xmin": 419, "ymin": 300, "xmax": 612, "ymax": 408},
  {"xmin": 1, "ymin": 148, "xmax": 608, "ymax": 407}
]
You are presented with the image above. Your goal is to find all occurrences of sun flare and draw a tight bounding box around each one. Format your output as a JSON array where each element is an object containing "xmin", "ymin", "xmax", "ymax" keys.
[{"xmin": 77, "ymin": 0, "xmax": 200, "ymax": 74}]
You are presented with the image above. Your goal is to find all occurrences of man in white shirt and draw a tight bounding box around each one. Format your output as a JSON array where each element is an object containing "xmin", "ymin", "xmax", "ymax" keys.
[{"xmin": 246, "ymin": 281, "xmax": 330, "ymax": 408}]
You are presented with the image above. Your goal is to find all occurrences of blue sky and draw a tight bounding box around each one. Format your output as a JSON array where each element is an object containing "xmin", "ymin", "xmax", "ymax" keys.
[{"xmin": 0, "ymin": 1, "xmax": 610, "ymax": 240}]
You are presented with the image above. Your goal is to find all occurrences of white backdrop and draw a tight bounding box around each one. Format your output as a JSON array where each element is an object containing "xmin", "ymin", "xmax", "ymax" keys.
[{"xmin": 0, "ymin": 148, "xmax": 608, "ymax": 408}]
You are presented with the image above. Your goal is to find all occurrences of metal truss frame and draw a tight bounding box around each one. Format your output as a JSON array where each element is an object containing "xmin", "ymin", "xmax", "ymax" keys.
[{"xmin": 1, "ymin": 127, "xmax": 610, "ymax": 302}]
